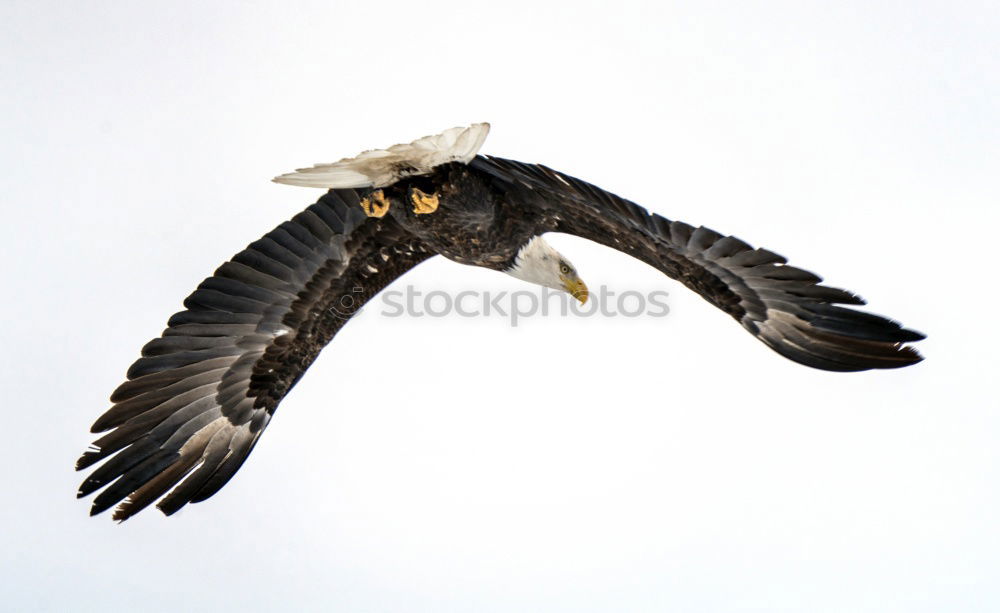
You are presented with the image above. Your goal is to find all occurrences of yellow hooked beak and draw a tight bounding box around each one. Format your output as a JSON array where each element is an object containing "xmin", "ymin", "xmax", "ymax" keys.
[{"xmin": 561, "ymin": 274, "xmax": 589, "ymax": 304}]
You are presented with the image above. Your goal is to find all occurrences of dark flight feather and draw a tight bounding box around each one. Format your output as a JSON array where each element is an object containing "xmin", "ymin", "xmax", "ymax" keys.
[
  {"xmin": 470, "ymin": 155, "xmax": 924, "ymax": 372},
  {"xmin": 78, "ymin": 189, "xmax": 434, "ymax": 520}
]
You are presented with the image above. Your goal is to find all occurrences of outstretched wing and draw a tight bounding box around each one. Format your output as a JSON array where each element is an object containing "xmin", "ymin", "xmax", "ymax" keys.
[
  {"xmin": 472, "ymin": 156, "xmax": 924, "ymax": 371},
  {"xmin": 77, "ymin": 190, "xmax": 435, "ymax": 520}
]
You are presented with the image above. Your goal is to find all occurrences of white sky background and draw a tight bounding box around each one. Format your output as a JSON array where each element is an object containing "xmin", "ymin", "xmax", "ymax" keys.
[{"xmin": 1, "ymin": 1, "xmax": 997, "ymax": 611}]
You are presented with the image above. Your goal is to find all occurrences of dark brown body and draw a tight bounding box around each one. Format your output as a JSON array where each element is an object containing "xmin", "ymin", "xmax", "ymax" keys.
[{"xmin": 383, "ymin": 163, "xmax": 545, "ymax": 270}]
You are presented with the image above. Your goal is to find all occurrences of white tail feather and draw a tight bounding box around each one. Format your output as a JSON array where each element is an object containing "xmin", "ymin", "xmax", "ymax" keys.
[{"xmin": 273, "ymin": 123, "xmax": 490, "ymax": 189}]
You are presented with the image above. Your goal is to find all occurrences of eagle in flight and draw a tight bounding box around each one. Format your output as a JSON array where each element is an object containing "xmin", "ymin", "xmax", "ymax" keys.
[{"xmin": 77, "ymin": 124, "xmax": 924, "ymax": 520}]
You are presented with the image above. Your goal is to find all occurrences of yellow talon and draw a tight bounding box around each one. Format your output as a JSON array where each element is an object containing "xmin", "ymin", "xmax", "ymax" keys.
[
  {"xmin": 410, "ymin": 187, "xmax": 439, "ymax": 214},
  {"xmin": 360, "ymin": 190, "xmax": 390, "ymax": 218}
]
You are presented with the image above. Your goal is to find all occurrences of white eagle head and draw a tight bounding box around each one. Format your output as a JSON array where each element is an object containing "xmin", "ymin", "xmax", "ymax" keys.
[{"xmin": 505, "ymin": 236, "xmax": 589, "ymax": 304}]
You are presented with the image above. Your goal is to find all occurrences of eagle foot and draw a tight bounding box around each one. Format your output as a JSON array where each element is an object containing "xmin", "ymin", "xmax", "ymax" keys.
[
  {"xmin": 409, "ymin": 187, "xmax": 439, "ymax": 214},
  {"xmin": 360, "ymin": 190, "xmax": 390, "ymax": 218}
]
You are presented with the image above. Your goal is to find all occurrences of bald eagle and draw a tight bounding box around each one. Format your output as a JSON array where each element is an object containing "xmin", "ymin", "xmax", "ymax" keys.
[{"xmin": 77, "ymin": 124, "xmax": 924, "ymax": 520}]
